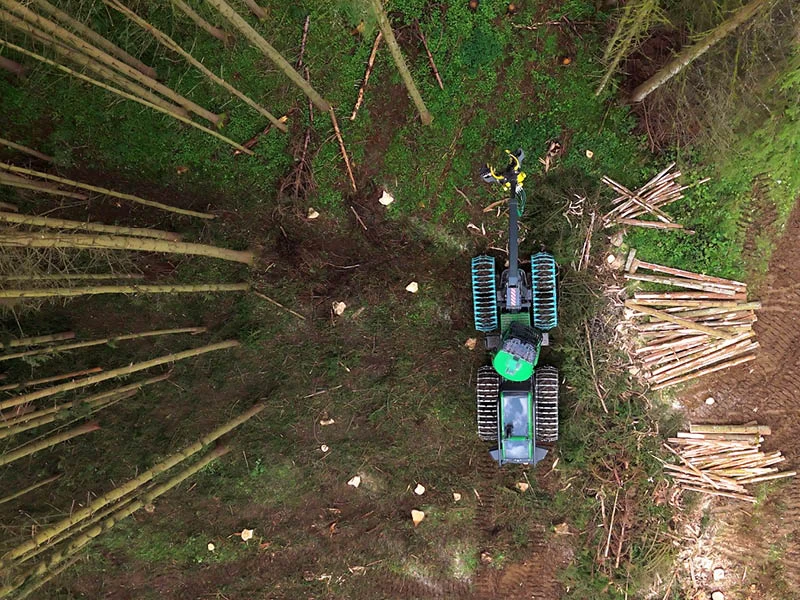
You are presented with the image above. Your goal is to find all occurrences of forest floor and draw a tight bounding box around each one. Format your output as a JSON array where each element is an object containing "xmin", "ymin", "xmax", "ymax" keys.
[{"xmin": 0, "ymin": 1, "xmax": 797, "ymax": 599}]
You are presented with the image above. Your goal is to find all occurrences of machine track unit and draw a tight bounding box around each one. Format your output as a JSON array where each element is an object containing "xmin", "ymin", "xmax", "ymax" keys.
[{"xmin": 470, "ymin": 149, "xmax": 560, "ymax": 466}]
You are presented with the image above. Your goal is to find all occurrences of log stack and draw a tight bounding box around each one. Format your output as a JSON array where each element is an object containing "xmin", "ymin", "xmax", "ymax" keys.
[
  {"xmin": 665, "ymin": 424, "xmax": 795, "ymax": 503},
  {"xmin": 602, "ymin": 163, "xmax": 709, "ymax": 231},
  {"xmin": 622, "ymin": 250, "xmax": 759, "ymax": 390}
]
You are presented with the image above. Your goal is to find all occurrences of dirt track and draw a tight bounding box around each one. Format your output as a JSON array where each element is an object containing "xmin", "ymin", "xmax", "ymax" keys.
[{"xmin": 685, "ymin": 197, "xmax": 800, "ymax": 594}]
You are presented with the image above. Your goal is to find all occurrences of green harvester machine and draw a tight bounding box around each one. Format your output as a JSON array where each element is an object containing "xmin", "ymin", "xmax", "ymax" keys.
[{"xmin": 471, "ymin": 149, "xmax": 560, "ymax": 466}]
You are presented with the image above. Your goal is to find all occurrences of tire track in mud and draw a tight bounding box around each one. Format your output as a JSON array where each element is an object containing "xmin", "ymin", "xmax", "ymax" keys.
[
  {"xmin": 686, "ymin": 197, "xmax": 800, "ymax": 591},
  {"xmin": 473, "ymin": 449, "xmax": 501, "ymax": 599}
]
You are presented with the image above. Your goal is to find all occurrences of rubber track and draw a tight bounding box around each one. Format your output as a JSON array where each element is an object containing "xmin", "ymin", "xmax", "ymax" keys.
[
  {"xmin": 477, "ymin": 366, "xmax": 500, "ymax": 441},
  {"xmin": 535, "ymin": 366, "xmax": 559, "ymax": 443}
]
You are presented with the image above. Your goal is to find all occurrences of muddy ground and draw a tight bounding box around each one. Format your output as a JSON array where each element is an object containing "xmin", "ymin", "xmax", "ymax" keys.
[{"xmin": 682, "ymin": 197, "xmax": 800, "ymax": 599}]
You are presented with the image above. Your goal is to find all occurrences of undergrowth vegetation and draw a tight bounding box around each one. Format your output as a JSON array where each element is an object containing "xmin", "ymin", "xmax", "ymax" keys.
[{"xmin": 0, "ymin": 0, "xmax": 797, "ymax": 598}]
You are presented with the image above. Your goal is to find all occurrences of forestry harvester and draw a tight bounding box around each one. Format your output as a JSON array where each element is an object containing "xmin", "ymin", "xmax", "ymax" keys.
[{"xmin": 471, "ymin": 149, "xmax": 560, "ymax": 466}]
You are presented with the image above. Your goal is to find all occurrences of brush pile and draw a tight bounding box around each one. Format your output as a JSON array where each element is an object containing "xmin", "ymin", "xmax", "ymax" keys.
[
  {"xmin": 622, "ymin": 250, "xmax": 759, "ymax": 390},
  {"xmin": 602, "ymin": 163, "xmax": 708, "ymax": 231},
  {"xmin": 665, "ymin": 424, "xmax": 796, "ymax": 503}
]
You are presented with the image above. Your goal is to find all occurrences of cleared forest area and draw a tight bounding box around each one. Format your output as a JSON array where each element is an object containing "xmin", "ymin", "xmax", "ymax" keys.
[{"xmin": 0, "ymin": 0, "xmax": 798, "ymax": 598}]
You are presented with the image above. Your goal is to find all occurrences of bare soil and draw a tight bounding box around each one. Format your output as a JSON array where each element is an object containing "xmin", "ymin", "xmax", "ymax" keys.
[{"xmin": 680, "ymin": 196, "xmax": 800, "ymax": 598}]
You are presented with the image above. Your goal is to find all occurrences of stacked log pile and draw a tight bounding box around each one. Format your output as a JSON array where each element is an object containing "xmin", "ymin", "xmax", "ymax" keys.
[
  {"xmin": 602, "ymin": 163, "xmax": 709, "ymax": 231},
  {"xmin": 665, "ymin": 424, "xmax": 796, "ymax": 503},
  {"xmin": 623, "ymin": 250, "xmax": 759, "ymax": 390}
]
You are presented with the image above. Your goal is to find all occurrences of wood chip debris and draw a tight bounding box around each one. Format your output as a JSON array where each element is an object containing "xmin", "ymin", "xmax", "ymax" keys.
[
  {"xmin": 332, "ymin": 301, "xmax": 347, "ymax": 316},
  {"xmin": 405, "ymin": 281, "xmax": 419, "ymax": 293},
  {"xmin": 413, "ymin": 484, "xmax": 425, "ymax": 496},
  {"xmin": 621, "ymin": 249, "xmax": 759, "ymax": 390},
  {"xmin": 307, "ymin": 207, "xmax": 320, "ymax": 219},
  {"xmin": 347, "ymin": 475, "xmax": 361, "ymax": 488},
  {"xmin": 378, "ymin": 190, "xmax": 394, "ymax": 206},
  {"xmin": 664, "ymin": 424, "xmax": 796, "ymax": 503},
  {"xmin": 240, "ymin": 529, "xmax": 254, "ymax": 541},
  {"xmin": 411, "ymin": 509, "xmax": 425, "ymax": 526},
  {"xmin": 602, "ymin": 163, "xmax": 708, "ymax": 232},
  {"xmin": 453, "ymin": 492, "xmax": 462, "ymax": 502}
]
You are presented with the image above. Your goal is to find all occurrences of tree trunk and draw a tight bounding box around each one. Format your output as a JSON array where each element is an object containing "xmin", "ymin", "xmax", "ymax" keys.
[
  {"xmin": 0, "ymin": 340, "xmax": 239, "ymax": 412},
  {"xmin": 0, "ymin": 39, "xmax": 254, "ymax": 158},
  {"xmin": 0, "ymin": 273, "xmax": 144, "ymax": 281},
  {"xmin": 172, "ymin": 0, "xmax": 231, "ymax": 44},
  {"xmin": 4, "ymin": 444, "xmax": 232, "ymax": 596},
  {"xmin": 2, "ymin": 404, "xmax": 263, "ymax": 567},
  {"xmin": 0, "ymin": 367, "xmax": 103, "ymax": 392},
  {"xmin": 0, "ymin": 282, "xmax": 249, "ymax": 299},
  {"xmin": 0, "ymin": 390, "xmax": 133, "ymax": 440},
  {"xmin": 30, "ymin": 0, "xmax": 158, "ymax": 78},
  {"xmin": 630, "ymin": 0, "xmax": 771, "ymax": 102},
  {"xmin": 0, "ymin": 373, "xmax": 170, "ymax": 429},
  {"xmin": 0, "ymin": 474, "xmax": 61, "ymax": 506},
  {"xmin": 0, "ymin": 421, "xmax": 100, "ymax": 467},
  {"xmin": 0, "ymin": 55, "xmax": 26, "ymax": 77},
  {"xmin": 0, "ymin": 211, "xmax": 182, "ymax": 241},
  {"xmin": 0, "ymin": 161, "xmax": 216, "ymax": 219},
  {"xmin": 0, "ymin": 232, "xmax": 254, "ymax": 264},
  {"xmin": 105, "ymin": 0, "xmax": 286, "ymax": 131},
  {"xmin": 0, "ymin": 332, "xmax": 74, "ymax": 349},
  {"xmin": 369, "ymin": 0, "xmax": 432, "ymax": 125},
  {"xmin": 0, "ymin": 0, "xmax": 221, "ymax": 126},
  {"xmin": 14, "ymin": 555, "xmax": 81, "ymax": 600},
  {"xmin": 0, "ymin": 173, "xmax": 88, "ymax": 200},
  {"xmin": 0, "ymin": 327, "xmax": 203, "ymax": 362},
  {"xmin": 0, "ymin": 137, "xmax": 53, "ymax": 162},
  {"xmin": 205, "ymin": 0, "xmax": 332, "ymax": 112}
]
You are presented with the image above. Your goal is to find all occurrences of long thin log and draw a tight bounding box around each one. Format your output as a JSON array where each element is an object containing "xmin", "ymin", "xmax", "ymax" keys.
[
  {"xmin": 0, "ymin": 273, "xmax": 144, "ymax": 282},
  {"xmin": 0, "ymin": 162, "xmax": 220, "ymax": 219},
  {"xmin": 0, "ymin": 332, "xmax": 74, "ymax": 349},
  {"xmin": 1, "ymin": 404, "xmax": 263, "ymax": 567},
  {"xmin": 650, "ymin": 341, "xmax": 758, "ymax": 383},
  {"xmin": 616, "ymin": 218, "xmax": 688, "ymax": 231},
  {"xmin": 0, "ymin": 231, "xmax": 254, "ymax": 264},
  {"xmin": 0, "ymin": 137, "xmax": 53, "ymax": 162},
  {"xmin": 0, "ymin": 367, "xmax": 103, "ymax": 392},
  {"xmin": 171, "ymin": 0, "xmax": 229, "ymax": 43},
  {"xmin": 0, "ymin": 326, "xmax": 205, "ymax": 363},
  {"xmin": 0, "ymin": 283, "xmax": 249, "ymax": 299},
  {"xmin": 689, "ymin": 424, "xmax": 771, "ymax": 436},
  {"xmin": 0, "ymin": 421, "xmax": 100, "ymax": 467},
  {"xmin": 105, "ymin": 0, "xmax": 286, "ymax": 132},
  {"xmin": 680, "ymin": 485, "xmax": 756, "ymax": 503},
  {"xmin": 15, "ymin": 555, "xmax": 81, "ymax": 600},
  {"xmin": 738, "ymin": 471, "xmax": 796, "ymax": 485},
  {"xmin": 631, "ymin": 0, "xmax": 771, "ymax": 102},
  {"xmin": 0, "ymin": 473, "xmax": 61, "ymax": 505},
  {"xmin": 631, "ymin": 259, "xmax": 746, "ymax": 288},
  {"xmin": 4, "ymin": 16, "xmax": 192, "ymax": 119},
  {"xmin": 0, "ymin": 173, "xmax": 88, "ymax": 200},
  {"xmin": 30, "ymin": 0, "xmax": 157, "ymax": 78},
  {"xmin": 625, "ymin": 301, "xmax": 736, "ymax": 339},
  {"xmin": 329, "ymin": 108, "xmax": 357, "ymax": 192},
  {"xmin": 0, "ymin": 0, "xmax": 221, "ymax": 126},
  {"xmin": 206, "ymin": 0, "xmax": 331, "ymax": 112},
  {"xmin": 0, "ymin": 340, "xmax": 239, "ymax": 411},
  {"xmin": 0, "ymin": 211, "xmax": 181, "ymax": 241},
  {"xmin": 350, "ymin": 31, "xmax": 382, "ymax": 121},
  {"xmin": 2, "ymin": 444, "xmax": 232, "ymax": 597},
  {"xmin": 625, "ymin": 273, "xmax": 738, "ymax": 295},
  {"xmin": 0, "ymin": 390, "xmax": 134, "ymax": 440},
  {"xmin": 652, "ymin": 353, "xmax": 757, "ymax": 390},
  {"xmin": 0, "ymin": 201, "xmax": 18, "ymax": 212},
  {"xmin": 370, "ymin": 0, "xmax": 431, "ymax": 125},
  {"xmin": 0, "ymin": 39, "xmax": 254, "ymax": 160},
  {"xmin": 0, "ymin": 374, "xmax": 170, "ymax": 429}
]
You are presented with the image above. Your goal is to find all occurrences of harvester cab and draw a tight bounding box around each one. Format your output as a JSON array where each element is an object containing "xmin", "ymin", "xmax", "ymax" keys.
[{"xmin": 471, "ymin": 149, "xmax": 560, "ymax": 467}]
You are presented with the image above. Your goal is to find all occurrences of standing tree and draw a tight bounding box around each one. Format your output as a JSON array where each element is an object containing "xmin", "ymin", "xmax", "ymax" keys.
[
  {"xmin": 630, "ymin": 0, "xmax": 771, "ymax": 102},
  {"xmin": 368, "ymin": 0, "xmax": 432, "ymax": 125}
]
